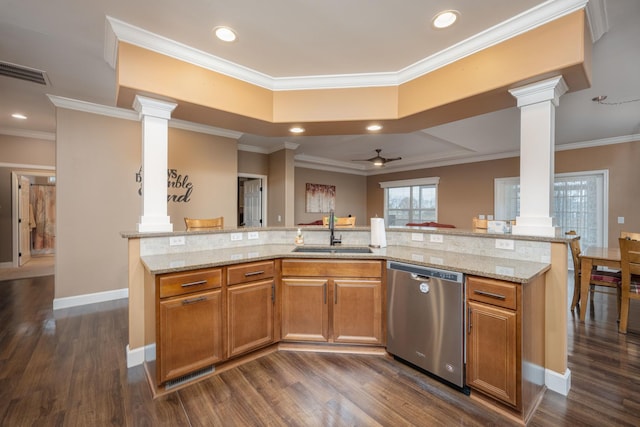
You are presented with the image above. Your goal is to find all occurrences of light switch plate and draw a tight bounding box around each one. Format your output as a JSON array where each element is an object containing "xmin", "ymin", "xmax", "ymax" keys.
[
  {"xmin": 618, "ymin": 216, "xmax": 625, "ymax": 224},
  {"xmin": 247, "ymin": 231, "xmax": 259, "ymax": 240},
  {"xmin": 230, "ymin": 233, "xmax": 243, "ymax": 241}
]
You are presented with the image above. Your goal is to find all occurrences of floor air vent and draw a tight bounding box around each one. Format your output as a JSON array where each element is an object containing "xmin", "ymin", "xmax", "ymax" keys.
[
  {"xmin": 165, "ymin": 366, "xmax": 215, "ymax": 390},
  {"xmin": 0, "ymin": 61, "xmax": 49, "ymax": 85}
]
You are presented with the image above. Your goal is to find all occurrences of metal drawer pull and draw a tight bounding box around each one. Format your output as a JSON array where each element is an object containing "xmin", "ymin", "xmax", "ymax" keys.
[
  {"xmin": 473, "ymin": 289, "xmax": 506, "ymax": 300},
  {"xmin": 182, "ymin": 296, "xmax": 206, "ymax": 305},
  {"xmin": 181, "ymin": 280, "xmax": 208, "ymax": 288},
  {"xmin": 244, "ymin": 270, "xmax": 265, "ymax": 277}
]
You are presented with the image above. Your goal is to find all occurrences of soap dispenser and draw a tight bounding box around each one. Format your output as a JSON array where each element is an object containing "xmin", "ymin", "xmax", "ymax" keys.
[{"xmin": 295, "ymin": 228, "xmax": 304, "ymax": 245}]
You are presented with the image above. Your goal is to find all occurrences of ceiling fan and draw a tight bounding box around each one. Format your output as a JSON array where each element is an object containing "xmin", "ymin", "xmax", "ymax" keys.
[{"xmin": 352, "ymin": 149, "xmax": 402, "ymax": 166}]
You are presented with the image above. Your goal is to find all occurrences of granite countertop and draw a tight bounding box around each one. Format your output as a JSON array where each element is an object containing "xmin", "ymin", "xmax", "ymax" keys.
[{"xmin": 141, "ymin": 244, "xmax": 550, "ymax": 283}]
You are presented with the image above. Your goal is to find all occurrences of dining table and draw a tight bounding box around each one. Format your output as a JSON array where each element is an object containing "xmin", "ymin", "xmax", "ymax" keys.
[{"xmin": 579, "ymin": 246, "xmax": 621, "ymax": 321}]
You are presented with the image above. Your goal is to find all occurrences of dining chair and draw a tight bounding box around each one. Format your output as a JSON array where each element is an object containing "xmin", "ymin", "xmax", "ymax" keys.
[
  {"xmin": 618, "ymin": 236, "xmax": 640, "ymax": 333},
  {"xmin": 322, "ymin": 216, "xmax": 356, "ymax": 227},
  {"xmin": 566, "ymin": 231, "xmax": 621, "ymax": 313},
  {"xmin": 184, "ymin": 216, "xmax": 224, "ymax": 230},
  {"xmin": 621, "ymin": 231, "xmax": 640, "ymax": 241}
]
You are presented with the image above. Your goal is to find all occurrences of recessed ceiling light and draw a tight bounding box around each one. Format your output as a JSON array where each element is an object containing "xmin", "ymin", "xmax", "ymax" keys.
[
  {"xmin": 289, "ymin": 126, "xmax": 305, "ymax": 134},
  {"xmin": 213, "ymin": 26, "xmax": 237, "ymax": 42},
  {"xmin": 11, "ymin": 113, "xmax": 27, "ymax": 120},
  {"xmin": 367, "ymin": 124, "xmax": 382, "ymax": 132},
  {"xmin": 433, "ymin": 10, "xmax": 459, "ymax": 29}
]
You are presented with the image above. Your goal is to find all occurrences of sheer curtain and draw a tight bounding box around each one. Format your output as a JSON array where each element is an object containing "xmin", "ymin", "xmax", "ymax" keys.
[{"xmin": 494, "ymin": 170, "xmax": 608, "ymax": 248}]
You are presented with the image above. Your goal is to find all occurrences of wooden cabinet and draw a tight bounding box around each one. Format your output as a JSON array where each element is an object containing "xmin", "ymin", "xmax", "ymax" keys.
[
  {"xmin": 281, "ymin": 259, "xmax": 384, "ymax": 345},
  {"xmin": 466, "ymin": 274, "xmax": 545, "ymax": 423},
  {"xmin": 227, "ymin": 261, "xmax": 276, "ymax": 358},
  {"xmin": 157, "ymin": 268, "xmax": 223, "ymax": 384}
]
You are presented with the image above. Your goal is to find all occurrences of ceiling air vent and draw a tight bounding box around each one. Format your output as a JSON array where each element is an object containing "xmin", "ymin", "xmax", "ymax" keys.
[{"xmin": 0, "ymin": 61, "xmax": 48, "ymax": 85}]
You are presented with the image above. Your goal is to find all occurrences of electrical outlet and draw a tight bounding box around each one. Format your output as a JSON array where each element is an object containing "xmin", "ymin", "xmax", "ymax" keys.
[
  {"xmin": 495, "ymin": 239, "xmax": 515, "ymax": 250},
  {"xmin": 169, "ymin": 236, "xmax": 185, "ymax": 246},
  {"xmin": 248, "ymin": 231, "xmax": 259, "ymax": 240},
  {"xmin": 430, "ymin": 234, "xmax": 443, "ymax": 243},
  {"xmin": 411, "ymin": 233, "xmax": 424, "ymax": 242},
  {"xmin": 230, "ymin": 233, "xmax": 243, "ymax": 241},
  {"xmin": 618, "ymin": 216, "xmax": 625, "ymax": 224}
]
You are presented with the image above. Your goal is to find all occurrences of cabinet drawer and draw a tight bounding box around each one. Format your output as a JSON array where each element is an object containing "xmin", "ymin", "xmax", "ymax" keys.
[
  {"xmin": 467, "ymin": 276, "xmax": 517, "ymax": 310},
  {"xmin": 227, "ymin": 261, "xmax": 274, "ymax": 286},
  {"xmin": 158, "ymin": 268, "xmax": 222, "ymax": 298},
  {"xmin": 282, "ymin": 259, "xmax": 382, "ymax": 278}
]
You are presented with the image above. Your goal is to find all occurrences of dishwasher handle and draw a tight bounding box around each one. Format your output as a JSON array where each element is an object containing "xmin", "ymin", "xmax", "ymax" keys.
[{"xmin": 410, "ymin": 273, "xmax": 431, "ymax": 281}]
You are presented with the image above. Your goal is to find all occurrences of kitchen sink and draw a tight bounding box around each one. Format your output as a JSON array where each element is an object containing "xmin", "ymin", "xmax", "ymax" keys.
[{"xmin": 292, "ymin": 246, "xmax": 373, "ymax": 254}]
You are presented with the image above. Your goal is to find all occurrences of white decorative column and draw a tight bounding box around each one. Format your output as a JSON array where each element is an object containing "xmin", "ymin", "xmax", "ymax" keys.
[
  {"xmin": 133, "ymin": 96, "xmax": 177, "ymax": 232},
  {"xmin": 509, "ymin": 76, "xmax": 568, "ymax": 237}
]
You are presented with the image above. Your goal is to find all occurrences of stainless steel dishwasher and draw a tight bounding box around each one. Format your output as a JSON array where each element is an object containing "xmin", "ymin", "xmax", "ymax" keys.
[{"xmin": 387, "ymin": 261, "xmax": 467, "ymax": 391}]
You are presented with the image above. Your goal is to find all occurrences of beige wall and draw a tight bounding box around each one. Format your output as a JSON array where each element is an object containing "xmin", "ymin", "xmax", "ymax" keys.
[
  {"xmin": 367, "ymin": 140, "xmax": 640, "ymax": 246},
  {"xmin": 295, "ymin": 167, "xmax": 367, "ymax": 226},
  {"xmin": 55, "ymin": 109, "xmax": 240, "ymax": 299},
  {"xmin": 168, "ymin": 128, "xmax": 238, "ymax": 229},
  {"xmin": 238, "ymin": 150, "xmax": 269, "ymax": 176},
  {"xmin": 267, "ymin": 149, "xmax": 295, "ymax": 226}
]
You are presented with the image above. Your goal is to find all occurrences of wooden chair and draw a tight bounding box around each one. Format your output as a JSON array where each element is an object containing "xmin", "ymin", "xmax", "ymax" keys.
[
  {"xmin": 621, "ymin": 231, "xmax": 640, "ymax": 241},
  {"xmin": 566, "ymin": 231, "xmax": 621, "ymax": 313},
  {"xmin": 322, "ymin": 216, "xmax": 356, "ymax": 227},
  {"xmin": 618, "ymin": 236, "xmax": 640, "ymax": 333},
  {"xmin": 184, "ymin": 216, "xmax": 224, "ymax": 230}
]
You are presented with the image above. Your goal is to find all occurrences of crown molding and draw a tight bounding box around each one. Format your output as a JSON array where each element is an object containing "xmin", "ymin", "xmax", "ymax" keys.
[
  {"xmin": 286, "ymin": 131, "xmax": 640, "ymax": 176},
  {"xmin": 585, "ymin": 0, "xmax": 609, "ymax": 43},
  {"xmin": 105, "ymin": 0, "xmax": 588, "ymax": 91},
  {"xmin": 48, "ymin": 95, "xmax": 139, "ymax": 121},
  {"xmin": 170, "ymin": 119, "xmax": 242, "ymax": 139},
  {"xmin": 0, "ymin": 162, "xmax": 56, "ymax": 170},
  {"xmin": 0, "ymin": 127, "xmax": 55, "ymax": 141}
]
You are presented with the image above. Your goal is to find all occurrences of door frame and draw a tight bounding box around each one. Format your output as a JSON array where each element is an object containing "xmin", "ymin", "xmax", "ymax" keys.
[
  {"xmin": 9, "ymin": 170, "xmax": 56, "ymax": 268},
  {"xmin": 238, "ymin": 173, "xmax": 268, "ymax": 227}
]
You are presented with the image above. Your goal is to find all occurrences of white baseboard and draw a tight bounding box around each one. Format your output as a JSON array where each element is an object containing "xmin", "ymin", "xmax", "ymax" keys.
[
  {"xmin": 127, "ymin": 343, "xmax": 155, "ymax": 368},
  {"xmin": 53, "ymin": 288, "xmax": 128, "ymax": 310},
  {"xmin": 545, "ymin": 368, "xmax": 571, "ymax": 396},
  {"xmin": 127, "ymin": 344, "xmax": 144, "ymax": 368}
]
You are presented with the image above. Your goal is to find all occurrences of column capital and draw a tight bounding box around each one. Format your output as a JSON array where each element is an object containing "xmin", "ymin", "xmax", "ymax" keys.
[
  {"xmin": 133, "ymin": 95, "xmax": 177, "ymax": 120},
  {"xmin": 509, "ymin": 76, "xmax": 568, "ymax": 107}
]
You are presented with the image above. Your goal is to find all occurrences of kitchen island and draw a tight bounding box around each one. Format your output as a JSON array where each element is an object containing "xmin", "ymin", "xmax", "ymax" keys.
[{"xmin": 123, "ymin": 226, "xmax": 570, "ymax": 423}]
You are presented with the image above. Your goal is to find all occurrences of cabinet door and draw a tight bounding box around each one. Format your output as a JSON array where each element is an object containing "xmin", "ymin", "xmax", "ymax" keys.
[
  {"xmin": 281, "ymin": 278, "xmax": 329, "ymax": 342},
  {"xmin": 467, "ymin": 300, "xmax": 517, "ymax": 406},
  {"xmin": 333, "ymin": 279, "xmax": 383, "ymax": 345},
  {"xmin": 227, "ymin": 279, "xmax": 275, "ymax": 358},
  {"xmin": 158, "ymin": 289, "xmax": 223, "ymax": 383}
]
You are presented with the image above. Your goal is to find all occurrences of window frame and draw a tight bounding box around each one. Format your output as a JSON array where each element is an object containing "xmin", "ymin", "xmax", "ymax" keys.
[{"xmin": 380, "ymin": 177, "xmax": 440, "ymax": 226}]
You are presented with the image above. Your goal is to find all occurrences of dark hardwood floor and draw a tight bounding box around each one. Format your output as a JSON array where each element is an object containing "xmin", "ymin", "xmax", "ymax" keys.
[{"xmin": 1, "ymin": 275, "xmax": 639, "ymax": 426}]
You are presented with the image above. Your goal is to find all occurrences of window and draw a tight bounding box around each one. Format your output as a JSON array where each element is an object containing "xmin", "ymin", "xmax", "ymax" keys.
[
  {"xmin": 380, "ymin": 177, "xmax": 439, "ymax": 227},
  {"xmin": 495, "ymin": 170, "xmax": 608, "ymax": 248}
]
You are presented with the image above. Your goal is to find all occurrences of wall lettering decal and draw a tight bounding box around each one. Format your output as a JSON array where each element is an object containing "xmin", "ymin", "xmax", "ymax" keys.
[{"xmin": 136, "ymin": 167, "xmax": 193, "ymax": 203}]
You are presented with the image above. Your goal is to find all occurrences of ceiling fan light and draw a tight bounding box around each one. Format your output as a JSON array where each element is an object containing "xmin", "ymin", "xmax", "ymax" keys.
[{"xmin": 373, "ymin": 159, "xmax": 384, "ymax": 166}]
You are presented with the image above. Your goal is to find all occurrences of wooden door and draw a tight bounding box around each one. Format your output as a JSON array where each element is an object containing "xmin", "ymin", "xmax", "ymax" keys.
[
  {"xmin": 158, "ymin": 289, "xmax": 223, "ymax": 383},
  {"xmin": 227, "ymin": 279, "xmax": 275, "ymax": 358},
  {"xmin": 18, "ymin": 176, "xmax": 31, "ymax": 266},
  {"xmin": 281, "ymin": 278, "xmax": 329, "ymax": 342},
  {"xmin": 333, "ymin": 279, "xmax": 383, "ymax": 345},
  {"xmin": 467, "ymin": 300, "xmax": 517, "ymax": 406},
  {"xmin": 243, "ymin": 178, "xmax": 262, "ymax": 227}
]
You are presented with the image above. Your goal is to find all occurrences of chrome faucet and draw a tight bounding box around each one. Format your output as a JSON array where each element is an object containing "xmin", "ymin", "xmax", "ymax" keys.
[{"xmin": 329, "ymin": 210, "xmax": 342, "ymax": 246}]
